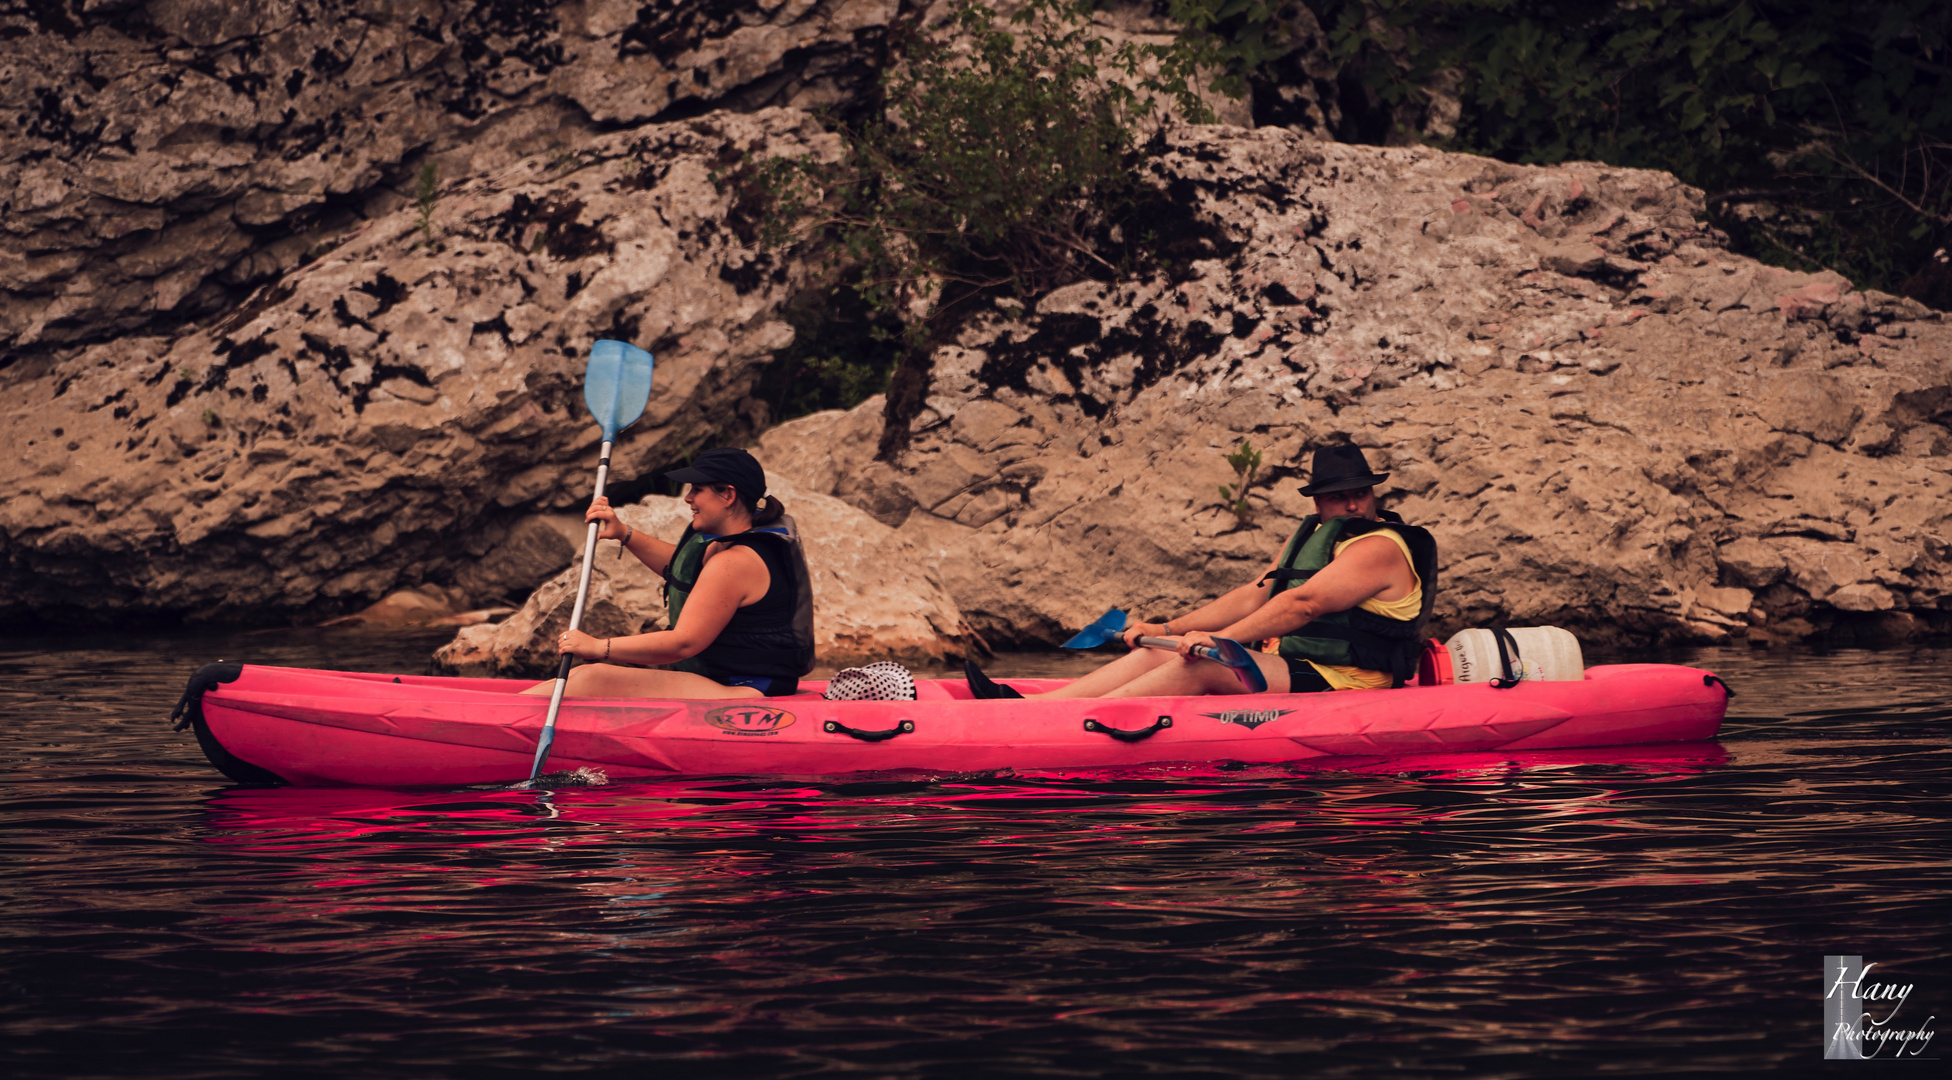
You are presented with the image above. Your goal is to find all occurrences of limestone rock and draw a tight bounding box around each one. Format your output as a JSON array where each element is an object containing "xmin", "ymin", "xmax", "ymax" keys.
[
  {"xmin": 7, "ymin": 14, "xmax": 1947, "ymax": 652},
  {"xmin": 431, "ymin": 564, "xmax": 641, "ymax": 678},
  {"xmin": 758, "ymin": 128, "xmax": 1952, "ymax": 647},
  {"xmin": 452, "ymin": 516, "xmax": 576, "ymax": 603},
  {"xmin": 319, "ymin": 582, "xmax": 511, "ymax": 629},
  {"xmin": 1, "ymin": 1, "xmax": 895, "ymax": 354},
  {"xmin": 1715, "ymin": 538, "xmax": 1786, "ymax": 589},
  {"xmin": 1, "ymin": 109, "xmax": 837, "ymax": 628}
]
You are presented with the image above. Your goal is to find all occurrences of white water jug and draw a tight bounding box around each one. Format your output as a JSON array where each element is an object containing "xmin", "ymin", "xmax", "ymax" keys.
[{"xmin": 1445, "ymin": 627, "xmax": 1585, "ymax": 683}]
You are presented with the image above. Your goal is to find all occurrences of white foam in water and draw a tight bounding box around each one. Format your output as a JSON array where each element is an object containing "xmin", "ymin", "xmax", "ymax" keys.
[
  {"xmin": 469, "ymin": 766, "xmax": 610, "ymax": 791},
  {"xmin": 526, "ymin": 766, "xmax": 609, "ymax": 788}
]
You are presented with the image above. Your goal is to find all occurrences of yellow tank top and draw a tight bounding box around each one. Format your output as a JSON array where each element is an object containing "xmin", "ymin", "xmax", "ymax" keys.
[{"xmin": 1303, "ymin": 529, "xmax": 1423, "ymax": 691}]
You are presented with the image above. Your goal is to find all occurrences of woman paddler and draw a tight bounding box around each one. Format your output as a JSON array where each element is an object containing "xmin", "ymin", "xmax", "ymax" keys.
[{"xmin": 524, "ymin": 447, "xmax": 815, "ymax": 699}]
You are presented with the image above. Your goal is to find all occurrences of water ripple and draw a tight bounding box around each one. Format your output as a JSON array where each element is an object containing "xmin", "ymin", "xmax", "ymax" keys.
[{"xmin": 2, "ymin": 633, "xmax": 1948, "ymax": 1077}]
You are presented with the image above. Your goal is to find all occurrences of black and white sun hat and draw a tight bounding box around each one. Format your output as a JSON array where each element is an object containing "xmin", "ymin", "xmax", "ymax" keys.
[{"xmin": 822, "ymin": 661, "xmax": 918, "ymax": 701}]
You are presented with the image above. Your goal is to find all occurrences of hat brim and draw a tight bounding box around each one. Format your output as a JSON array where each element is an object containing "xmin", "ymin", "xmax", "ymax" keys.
[
  {"xmin": 1298, "ymin": 472, "xmax": 1388, "ymax": 497},
  {"xmin": 664, "ymin": 466, "xmax": 717, "ymax": 485}
]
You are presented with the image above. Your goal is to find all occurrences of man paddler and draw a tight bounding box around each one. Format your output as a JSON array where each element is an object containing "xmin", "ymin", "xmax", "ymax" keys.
[{"xmin": 965, "ymin": 445, "xmax": 1439, "ymax": 699}]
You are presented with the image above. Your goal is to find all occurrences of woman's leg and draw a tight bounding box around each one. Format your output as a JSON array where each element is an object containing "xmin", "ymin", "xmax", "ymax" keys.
[
  {"xmin": 1036, "ymin": 647, "xmax": 1178, "ymax": 698},
  {"xmin": 519, "ymin": 663, "xmax": 764, "ymax": 700}
]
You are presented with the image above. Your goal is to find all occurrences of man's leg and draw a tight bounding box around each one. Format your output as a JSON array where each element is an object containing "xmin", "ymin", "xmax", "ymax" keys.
[
  {"xmin": 1037, "ymin": 646, "xmax": 1178, "ymax": 698},
  {"xmin": 1102, "ymin": 649, "xmax": 1291, "ymax": 698}
]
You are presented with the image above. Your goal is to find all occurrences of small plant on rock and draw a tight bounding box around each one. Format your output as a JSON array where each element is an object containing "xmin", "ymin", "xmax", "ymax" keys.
[
  {"xmin": 1218, "ymin": 440, "xmax": 1262, "ymax": 522},
  {"xmin": 413, "ymin": 162, "xmax": 439, "ymax": 248}
]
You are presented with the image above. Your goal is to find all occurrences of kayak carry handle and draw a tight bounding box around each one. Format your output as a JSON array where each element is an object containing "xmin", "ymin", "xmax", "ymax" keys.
[
  {"xmin": 1703, "ymin": 673, "xmax": 1735, "ymax": 697},
  {"xmin": 823, "ymin": 719, "xmax": 916, "ymax": 742},
  {"xmin": 1082, "ymin": 716, "xmax": 1173, "ymax": 742}
]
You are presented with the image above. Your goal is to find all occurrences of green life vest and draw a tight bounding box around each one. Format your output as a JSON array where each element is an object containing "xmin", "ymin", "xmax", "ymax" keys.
[
  {"xmin": 1259, "ymin": 511, "xmax": 1440, "ymax": 687},
  {"xmin": 661, "ymin": 528, "xmax": 713, "ymax": 675},
  {"xmin": 664, "ymin": 529, "xmax": 710, "ymax": 632},
  {"xmin": 663, "ymin": 516, "xmax": 817, "ymax": 677}
]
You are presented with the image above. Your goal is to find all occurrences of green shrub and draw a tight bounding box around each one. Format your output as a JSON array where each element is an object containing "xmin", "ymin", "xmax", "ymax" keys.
[
  {"xmin": 733, "ymin": 0, "xmax": 1236, "ymax": 441},
  {"xmin": 752, "ymin": 280, "xmax": 907, "ymax": 420},
  {"xmin": 750, "ymin": 0, "xmax": 1211, "ymax": 337},
  {"xmin": 1170, "ymin": 0, "xmax": 1951, "ymax": 293}
]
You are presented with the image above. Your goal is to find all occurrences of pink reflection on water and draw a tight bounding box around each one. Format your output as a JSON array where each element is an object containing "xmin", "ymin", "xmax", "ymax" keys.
[
  {"xmin": 186, "ymin": 741, "xmax": 1735, "ymax": 962},
  {"xmin": 202, "ymin": 741, "xmax": 1728, "ymax": 847}
]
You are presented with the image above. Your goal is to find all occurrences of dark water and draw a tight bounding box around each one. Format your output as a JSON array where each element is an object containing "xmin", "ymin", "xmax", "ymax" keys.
[{"xmin": 4, "ymin": 630, "xmax": 1948, "ymax": 1078}]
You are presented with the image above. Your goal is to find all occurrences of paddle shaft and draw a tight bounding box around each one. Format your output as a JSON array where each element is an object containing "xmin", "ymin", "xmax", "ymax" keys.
[
  {"xmin": 1136, "ymin": 635, "xmax": 1225, "ymax": 663},
  {"xmin": 1136, "ymin": 635, "xmax": 1269, "ymax": 693},
  {"xmin": 529, "ymin": 438, "xmax": 614, "ymax": 780}
]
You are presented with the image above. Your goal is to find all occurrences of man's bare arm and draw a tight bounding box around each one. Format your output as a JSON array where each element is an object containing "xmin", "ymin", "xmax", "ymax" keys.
[
  {"xmin": 1121, "ymin": 558, "xmax": 1285, "ymax": 647},
  {"xmin": 1213, "ymin": 538, "xmax": 1412, "ymax": 644}
]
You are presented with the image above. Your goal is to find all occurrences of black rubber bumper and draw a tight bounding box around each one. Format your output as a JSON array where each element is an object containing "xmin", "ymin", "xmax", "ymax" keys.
[{"xmin": 169, "ymin": 662, "xmax": 286, "ymax": 785}]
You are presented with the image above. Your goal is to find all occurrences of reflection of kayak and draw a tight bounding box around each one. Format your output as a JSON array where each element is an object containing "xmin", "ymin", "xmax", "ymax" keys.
[
  {"xmin": 176, "ymin": 662, "xmax": 1731, "ymax": 788},
  {"xmin": 202, "ymin": 740, "xmax": 1732, "ymax": 839}
]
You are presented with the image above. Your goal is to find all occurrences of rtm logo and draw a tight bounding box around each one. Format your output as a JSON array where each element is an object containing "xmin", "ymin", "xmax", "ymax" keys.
[{"xmin": 703, "ymin": 705, "xmax": 796, "ymax": 737}]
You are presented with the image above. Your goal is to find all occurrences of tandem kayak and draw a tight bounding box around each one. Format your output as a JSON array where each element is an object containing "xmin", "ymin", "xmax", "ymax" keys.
[{"xmin": 171, "ymin": 662, "xmax": 1732, "ymax": 787}]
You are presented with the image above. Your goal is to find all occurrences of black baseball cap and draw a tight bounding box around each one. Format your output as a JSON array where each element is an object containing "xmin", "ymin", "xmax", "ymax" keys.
[{"xmin": 665, "ymin": 447, "xmax": 767, "ymax": 507}]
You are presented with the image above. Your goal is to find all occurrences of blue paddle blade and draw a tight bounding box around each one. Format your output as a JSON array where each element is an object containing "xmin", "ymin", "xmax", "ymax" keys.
[
  {"xmin": 1061, "ymin": 608, "xmax": 1129, "ymax": 649},
  {"xmin": 584, "ymin": 339, "xmax": 655, "ymax": 442},
  {"xmin": 1205, "ymin": 637, "xmax": 1269, "ymax": 693}
]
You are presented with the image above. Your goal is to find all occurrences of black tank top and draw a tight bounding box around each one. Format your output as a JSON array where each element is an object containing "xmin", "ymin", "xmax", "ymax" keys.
[{"xmin": 694, "ymin": 532, "xmax": 802, "ymax": 681}]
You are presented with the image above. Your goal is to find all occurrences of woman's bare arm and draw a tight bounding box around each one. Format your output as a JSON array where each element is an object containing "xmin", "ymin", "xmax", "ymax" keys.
[
  {"xmin": 586, "ymin": 496, "xmax": 679, "ymax": 577},
  {"xmin": 596, "ymin": 545, "xmax": 768, "ymax": 666}
]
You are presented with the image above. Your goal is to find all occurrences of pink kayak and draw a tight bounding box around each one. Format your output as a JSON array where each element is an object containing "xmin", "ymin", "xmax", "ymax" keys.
[{"xmin": 172, "ymin": 662, "xmax": 1732, "ymax": 787}]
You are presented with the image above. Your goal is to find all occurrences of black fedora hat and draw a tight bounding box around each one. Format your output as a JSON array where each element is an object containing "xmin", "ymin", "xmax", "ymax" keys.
[{"xmin": 1298, "ymin": 444, "xmax": 1389, "ymax": 496}]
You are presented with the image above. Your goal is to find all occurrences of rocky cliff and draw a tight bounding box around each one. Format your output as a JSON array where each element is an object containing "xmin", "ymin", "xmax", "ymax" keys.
[
  {"xmin": 3, "ymin": 0, "xmax": 903, "ymax": 628},
  {"xmin": 757, "ymin": 128, "xmax": 1952, "ymax": 647},
  {"xmin": 3, "ymin": 0, "xmax": 895, "ymax": 354},
  {"xmin": 4, "ymin": 2, "xmax": 1947, "ymax": 650},
  {"xmin": 1, "ymin": 106, "xmax": 843, "ymax": 626}
]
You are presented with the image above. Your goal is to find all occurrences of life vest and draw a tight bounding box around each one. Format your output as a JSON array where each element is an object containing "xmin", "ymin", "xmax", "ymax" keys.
[
  {"xmin": 663, "ymin": 516, "xmax": 817, "ymax": 678},
  {"xmin": 1258, "ymin": 510, "xmax": 1440, "ymax": 687}
]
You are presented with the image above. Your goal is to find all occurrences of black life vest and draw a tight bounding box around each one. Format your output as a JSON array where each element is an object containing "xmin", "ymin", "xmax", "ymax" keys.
[
  {"xmin": 664, "ymin": 517, "xmax": 816, "ymax": 678},
  {"xmin": 1258, "ymin": 510, "xmax": 1440, "ymax": 687}
]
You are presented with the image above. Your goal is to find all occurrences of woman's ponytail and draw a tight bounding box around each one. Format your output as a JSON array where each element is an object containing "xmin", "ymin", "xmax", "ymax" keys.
[{"xmin": 752, "ymin": 494, "xmax": 785, "ymax": 527}]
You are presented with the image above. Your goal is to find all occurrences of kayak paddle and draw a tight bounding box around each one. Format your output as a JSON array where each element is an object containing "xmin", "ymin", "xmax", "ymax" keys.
[
  {"xmin": 528, "ymin": 339, "xmax": 655, "ymax": 784},
  {"xmin": 1135, "ymin": 635, "xmax": 1269, "ymax": 693},
  {"xmin": 1063, "ymin": 609, "xmax": 1269, "ymax": 692},
  {"xmin": 1060, "ymin": 608, "xmax": 1128, "ymax": 648}
]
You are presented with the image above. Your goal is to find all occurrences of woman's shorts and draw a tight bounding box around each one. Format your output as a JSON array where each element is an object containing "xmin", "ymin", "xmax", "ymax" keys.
[
  {"xmin": 706, "ymin": 670, "xmax": 800, "ymax": 697},
  {"xmin": 1282, "ymin": 656, "xmax": 1334, "ymax": 694}
]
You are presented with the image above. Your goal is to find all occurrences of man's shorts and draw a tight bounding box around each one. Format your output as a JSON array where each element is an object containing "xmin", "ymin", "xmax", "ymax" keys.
[{"xmin": 1282, "ymin": 656, "xmax": 1334, "ymax": 693}]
